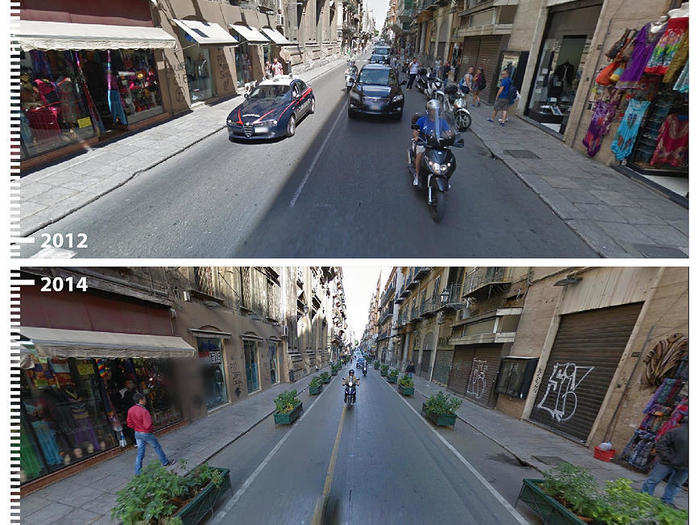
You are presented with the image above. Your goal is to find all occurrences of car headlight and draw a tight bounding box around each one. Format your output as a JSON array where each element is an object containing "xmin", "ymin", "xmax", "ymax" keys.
[{"xmin": 392, "ymin": 95, "xmax": 404, "ymax": 103}]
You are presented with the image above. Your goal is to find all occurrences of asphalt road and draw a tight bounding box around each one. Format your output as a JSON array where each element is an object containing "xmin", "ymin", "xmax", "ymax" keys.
[
  {"xmin": 206, "ymin": 365, "xmax": 540, "ymax": 525},
  {"xmin": 21, "ymin": 61, "xmax": 596, "ymax": 258}
]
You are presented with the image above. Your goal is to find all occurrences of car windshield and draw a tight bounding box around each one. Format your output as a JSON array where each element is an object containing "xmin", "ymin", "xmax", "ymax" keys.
[
  {"xmin": 374, "ymin": 48, "xmax": 390, "ymax": 55},
  {"xmin": 359, "ymin": 68, "xmax": 389, "ymax": 86},
  {"xmin": 249, "ymin": 85, "xmax": 290, "ymax": 100}
]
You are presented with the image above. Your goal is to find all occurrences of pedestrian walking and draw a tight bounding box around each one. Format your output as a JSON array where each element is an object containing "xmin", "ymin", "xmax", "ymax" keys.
[
  {"xmin": 460, "ymin": 66, "xmax": 474, "ymax": 95},
  {"xmin": 641, "ymin": 416, "xmax": 688, "ymax": 507},
  {"xmin": 472, "ymin": 67, "xmax": 486, "ymax": 107},
  {"xmin": 407, "ymin": 58, "xmax": 419, "ymax": 89},
  {"xmin": 127, "ymin": 393, "xmax": 173, "ymax": 475},
  {"xmin": 489, "ymin": 69, "xmax": 513, "ymax": 126},
  {"xmin": 264, "ymin": 60, "xmax": 273, "ymax": 79},
  {"xmin": 442, "ymin": 61, "xmax": 451, "ymax": 81},
  {"xmin": 272, "ymin": 58, "xmax": 284, "ymax": 77}
]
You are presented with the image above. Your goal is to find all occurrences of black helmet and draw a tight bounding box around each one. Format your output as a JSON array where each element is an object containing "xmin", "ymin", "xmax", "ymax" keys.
[{"xmin": 349, "ymin": 369, "xmax": 355, "ymax": 375}]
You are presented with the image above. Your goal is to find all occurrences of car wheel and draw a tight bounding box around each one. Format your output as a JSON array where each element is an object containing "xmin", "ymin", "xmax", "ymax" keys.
[
  {"xmin": 347, "ymin": 108, "xmax": 355, "ymax": 119},
  {"xmin": 286, "ymin": 115, "xmax": 296, "ymax": 137},
  {"xmin": 394, "ymin": 108, "xmax": 403, "ymax": 121},
  {"xmin": 309, "ymin": 98, "xmax": 316, "ymax": 114}
]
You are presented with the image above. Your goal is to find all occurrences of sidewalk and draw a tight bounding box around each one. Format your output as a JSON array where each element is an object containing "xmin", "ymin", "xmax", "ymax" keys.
[
  {"xmin": 20, "ymin": 368, "xmax": 329, "ymax": 525},
  {"xmin": 19, "ymin": 56, "xmax": 348, "ymax": 238},
  {"xmin": 467, "ymin": 103, "xmax": 688, "ymax": 257},
  {"xmin": 411, "ymin": 375, "xmax": 688, "ymax": 511}
]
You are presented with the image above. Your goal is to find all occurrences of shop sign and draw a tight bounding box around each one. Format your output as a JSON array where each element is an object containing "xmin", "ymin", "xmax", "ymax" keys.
[{"xmin": 77, "ymin": 117, "xmax": 93, "ymax": 129}]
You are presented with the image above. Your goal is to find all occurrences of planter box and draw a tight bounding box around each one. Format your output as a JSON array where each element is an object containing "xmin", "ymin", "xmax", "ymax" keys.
[
  {"xmin": 274, "ymin": 402, "xmax": 303, "ymax": 425},
  {"xmin": 387, "ymin": 375, "xmax": 397, "ymax": 383},
  {"xmin": 322, "ymin": 376, "xmax": 331, "ymax": 384},
  {"xmin": 331, "ymin": 369, "xmax": 338, "ymax": 376},
  {"xmin": 421, "ymin": 402, "xmax": 457, "ymax": 428},
  {"xmin": 380, "ymin": 370, "xmax": 388, "ymax": 376},
  {"xmin": 309, "ymin": 384, "xmax": 323, "ymax": 395},
  {"xmin": 398, "ymin": 384, "xmax": 414, "ymax": 396},
  {"xmin": 516, "ymin": 479, "xmax": 586, "ymax": 525},
  {"xmin": 175, "ymin": 467, "xmax": 232, "ymax": 525}
]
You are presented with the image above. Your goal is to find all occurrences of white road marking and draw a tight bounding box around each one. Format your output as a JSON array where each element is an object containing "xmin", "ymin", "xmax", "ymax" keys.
[
  {"xmin": 289, "ymin": 98, "xmax": 348, "ymax": 207},
  {"xmin": 381, "ymin": 376, "xmax": 529, "ymax": 524},
  {"xmin": 210, "ymin": 374, "xmax": 340, "ymax": 523},
  {"xmin": 30, "ymin": 246, "xmax": 76, "ymax": 258}
]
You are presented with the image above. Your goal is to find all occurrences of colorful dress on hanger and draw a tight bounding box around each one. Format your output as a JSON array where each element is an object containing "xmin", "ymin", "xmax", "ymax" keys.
[
  {"xmin": 611, "ymin": 99, "xmax": 650, "ymax": 161},
  {"xmin": 673, "ymin": 62, "xmax": 688, "ymax": 93},
  {"xmin": 645, "ymin": 17, "xmax": 688, "ymax": 76},
  {"xmin": 582, "ymin": 89, "xmax": 623, "ymax": 157},
  {"xmin": 663, "ymin": 32, "xmax": 688, "ymax": 83},
  {"xmin": 616, "ymin": 23, "xmax": 664, "ymax": 89},
  {"xmin": 21, "ymin": 424, "xmax": 44, "ymax": 480},
  {"xmin": 650, "ymin": 114, "xmax": 688, "ymax": 167},
  {"xmin": 31, "ymin": 420, "xmax": 63, "ymax": 466}
]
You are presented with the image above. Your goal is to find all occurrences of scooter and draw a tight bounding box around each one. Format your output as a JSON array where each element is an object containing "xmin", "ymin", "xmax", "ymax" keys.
[
  {"xmin": 415, "ymin": 68, "xmax": 429, "ymax": 94},
  {"xmin": 444, "ymin": 82, "xmax": 472, "ymax": 131},
  {"xmin": 344, "ymin": 379, "xmax": 357, "ymax": 408},
  {"xmin": 362, "ymin": 366, "xmax": 367, "ymax": 377},
  {"xmin": 345, "ymin": 63, "xmax": 358, "ymax": 92},
  {"xmin": 425, "ymin": 75, "xmax": 442, "ymax": 101}
]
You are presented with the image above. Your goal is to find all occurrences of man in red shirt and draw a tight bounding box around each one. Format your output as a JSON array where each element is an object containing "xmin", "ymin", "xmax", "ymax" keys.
[{"xmin": 127, "ymin": 393, "xmax": 173, "ymax": 475}]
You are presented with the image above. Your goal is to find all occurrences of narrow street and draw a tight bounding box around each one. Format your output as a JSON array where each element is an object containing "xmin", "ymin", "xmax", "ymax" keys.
[
  {"xmin": 207, "ymin": 365, "xmax": 538, "ymax": 524},
  {"xmin": 20, "ymin": 59, "xmax": 595, "ymax": 258}
]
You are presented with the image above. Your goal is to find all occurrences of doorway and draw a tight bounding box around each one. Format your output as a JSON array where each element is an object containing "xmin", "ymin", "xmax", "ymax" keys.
[{"xmin": 244, "ymin": 339, "xmax": 260, "ymax": 393}]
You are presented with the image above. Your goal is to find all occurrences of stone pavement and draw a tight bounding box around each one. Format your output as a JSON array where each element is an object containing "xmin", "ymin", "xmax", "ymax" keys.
[
  {"xmin": 466, "ymin": 103, "xmax": 688, "ymax": 258},
  {"xmin": 19, "ymin": 56, "xmax": 348, "ymax": 238},
  {"xmin": 411, "ymin": 374, "xmax": 688, "ymax": 511},
  {"xmin": 19, "ymin": 368, "xmax": 329, "ymax": 525}
]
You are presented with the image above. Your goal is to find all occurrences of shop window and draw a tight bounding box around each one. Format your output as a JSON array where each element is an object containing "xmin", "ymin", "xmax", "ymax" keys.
[
  {"xmin": 269, "ymin": 342, "xmax": 279, "ymax": 384},
  {"xmin": 181, "ymin": 43, "xmax": 213, "ymax": 102},
  {"xmin": 197, "ymin": 338, "xmax": 229, "ymax": 410},
  {"xmin": 243, "ymin": 340, "xmax": 260, "ymax": 393},
  {"xmin": 495, "ymin": 357, "xmax": 538, "ymax": 399},
  {"xmin": 235, "ymin": 44, "xmax": 254, "ymax": 86}
]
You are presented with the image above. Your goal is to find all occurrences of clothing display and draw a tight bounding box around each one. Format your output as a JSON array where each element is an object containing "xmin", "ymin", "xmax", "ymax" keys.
[
  {"xmin": 645, "ymin": 17, "xmax": 688, "ymax": 76},
  {"xmin": 650, "ymin": 114, "xmax": 688, "ymax": 167},
  {"xmin": 616, "ymin": 24, "xmax": 664, "ymax": 89},
  {"xmin": 582, "ymin": 89, "xmax": 623, "ymax": 157},
  {"xmin": 673, "ymin": 62, "xmax": 688, "ymax": 93},
  {"xmin": 20, "ymin": 424, "xmax": 45, "ymax": 482},
  {"xmin": 663, "ymin": 32, "xmax": 688, "ymax": 83},
  {"xmin": 611, "ymin": 99, "xmax": 650, "ymax": 161}
]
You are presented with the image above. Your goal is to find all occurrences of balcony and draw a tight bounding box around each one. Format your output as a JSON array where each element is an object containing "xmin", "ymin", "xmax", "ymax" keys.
[
  {"xmin": 379, "ymin": 308, "xmax": 393, "ymax": 325},
  {"xmin": 420, "ymin": 295, "xmax": 440, "ymax": 317},
  {"xmin": 463, "ymin": 267, "xmax": 511, "ymax": 300},
  {"xmin": 439, "ymin": 284, "xmax": 463, "ymax": 310},
  {"xmin": 414, "ymin": 267, "xmax": 430, "ymax": 281},
  {"xmin": 449, "ymin": 307, "xmax": 522, "ymax": 346},
  {"xmin": 409, "ymin": 304, "xmax": 422, "ymax": 322},
  {"xmin": 257, "ymin": 0, "xmax": 276, "ymax": 13}
]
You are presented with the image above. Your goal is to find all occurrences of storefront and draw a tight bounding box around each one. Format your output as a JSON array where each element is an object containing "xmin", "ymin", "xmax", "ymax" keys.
[
  {"xmin": 172, "ymin": 19, "xmax": 239, "ymax": 103},
  {"xmin": 243, "ymin": 336, "xmax": 261, "ymax": 393},
  {"xmin": 229, "ymin": 24, "xmax": 270, "ymax": 86},
  {"xmin": 583, "ymin": 3, "xmax": 689, "ymax": 200},
  {"xmin": 18, "ymin": 326, "xmax": 195, "ymax": 487},
  {"xmin": 195, "ymin": 336, "xmax": 229, "ymax": 411},
  {"xmin": 459, "ymin": 35, "xmax": 508, "ymax": 102},
  {"xmin": 525, "ymin": 1, "xmax": 603, "ymax": 135},
  {"xmin": 15, "ymin": 20, "xmax": 176, "ymax": 163}
]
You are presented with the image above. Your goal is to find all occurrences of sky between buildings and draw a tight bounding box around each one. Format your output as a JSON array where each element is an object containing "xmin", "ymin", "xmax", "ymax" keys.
[{"xmin": 342, "ymin": 265, "xmax": 391, "ymax": 344}]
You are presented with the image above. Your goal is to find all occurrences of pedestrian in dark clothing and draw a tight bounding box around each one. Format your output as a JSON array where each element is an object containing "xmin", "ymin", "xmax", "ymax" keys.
[
  {"xmin": 472, "ymin": 67, "xmax": 486, "ymax": 107},
  {"xmin": 127, "ymin": 393, "xmax": 173, "ymax": 475},
  {"xmin": 442, "ymin": 61, "xmax": 451, "ymax": 81},
  {"xmin": 641, "ymin": 418, "xmax": 688, "ymax": 506}
]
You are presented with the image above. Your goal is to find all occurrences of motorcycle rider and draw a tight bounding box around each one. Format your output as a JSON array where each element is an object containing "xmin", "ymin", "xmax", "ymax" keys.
[
  {"xmin": 342, "ymin": 368, "xmax": 360, "ymax": 387},
  {"xmin": 411, "ymin": 99, "xmax": 452, "ymax": 187}
]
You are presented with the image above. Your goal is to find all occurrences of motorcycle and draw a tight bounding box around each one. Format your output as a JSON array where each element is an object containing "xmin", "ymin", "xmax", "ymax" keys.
[
  {"xmin": 408, "ymin": 92, "xmax": 464, "ymax": 223},
  {"xmin": 415, "ymin": 68, "xmax": 429, "ymax": 94},
  {"xmin": 344, "ymin": 378, "xmax": 357, "ymax": 407},
  {"xmin": 362, "ymin": 367, "xmax": 367, "ymax": 377},
  {"xmin": 443, "ymin": 82, "xmax": 472, "ymax": 131},
  {"xmin": 345, "ymin": 63, "xmax": 358, "ymax": 92},
  {"xmin": 424, "ymin": 74, "xmax": 442, "ymax": 101}
]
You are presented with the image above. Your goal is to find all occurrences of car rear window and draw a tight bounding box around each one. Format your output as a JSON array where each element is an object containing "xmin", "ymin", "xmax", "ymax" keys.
[
  {"xmin": 374, "ymin": 48, "xmax": 390, "ymax": 55},
  {"xmin": 359, "ymin": 68, "xmax": 390, "ymax": 86}
]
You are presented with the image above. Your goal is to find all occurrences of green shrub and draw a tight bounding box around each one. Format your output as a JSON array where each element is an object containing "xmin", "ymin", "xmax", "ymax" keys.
[
  {"xmin": 374, "ymin": 360, "xmax": 380, "ymax": 369},
  {"xmin": 111, "ymin": 461, "xmax": 224, "ymax": 524},
  {"xmin": 309, "ymin": 376, "xmax": 323, "ymax": 388},
  {"xmin": 424, "ymin": 391, "xmax": 461, "ymax": 416},
  {"xmin": 274, "ymin": 390, "xmax": 301, "ymax": 414},
  {"xmin": 398, "ymin": 374, "xmax": 414, "ymax": 388},
  {"xmin": 320, "ymin": 371, "xmax": 330, "ymax": 382},
  {"xmin": 388, "ymin": 368, "xmax": 398, "ymax": 379},
  {"xmin": 541, "ymin": 463, "xmax": 689, "ymax": 525},
  {"xmin": 380, "ymin": 364, "xmax": 389, "ymax": 373}
]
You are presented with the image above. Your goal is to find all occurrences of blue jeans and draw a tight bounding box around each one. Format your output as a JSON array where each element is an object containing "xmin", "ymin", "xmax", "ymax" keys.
[
  {"xmin": 641, "ymin": 462, "xmax": 688, "ymax": 504},
  {"xmin": 134, "ymin": 431, "xmax": 169, "ymax": 475}
]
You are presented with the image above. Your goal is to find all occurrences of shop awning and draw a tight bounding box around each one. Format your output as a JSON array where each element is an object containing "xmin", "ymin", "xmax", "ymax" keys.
[
  {"xmin": 173, "ymin": 19, "xmax": 239, "ymax": 46},
  {"xmin": 14, "ymin": 20, "xmax": 177, "ymax": 51},
  {"xmin": 19, "ymin": 326, "xmax": 197, "ymax": 360},
  {"xmin": 261, "ymin": 27, "xmax": 293, "ymax": 45},
  {"xmin": 229, "ymin": 24, "xmax": 269, "ymax": 44}
]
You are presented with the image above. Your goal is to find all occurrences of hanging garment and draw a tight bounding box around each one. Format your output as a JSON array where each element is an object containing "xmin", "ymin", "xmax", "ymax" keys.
[
  {"xmin": 663, "ymin": 32, "xmax": 688, "ymax": 83},
  {"xmin": 582, "ymin": 89, "xmax": 623, "ymax": 157},
  {"xmin": 611, "ymin": 99, "xmax": 650, "ymax": 161},
  {"xmin": 29, "ymin": 50, "xmax": 52, "ymax": 78},
  {"xmin": 73, "ymin": 51, "xmax": 105, "ymax": 134},
  {"xmin": 107, "ymin": 89, "xmax": 127, "ymax": 125},
  {"xmin": 650, "ymin": 114, "xmax": 688, "ymax": 167},
  {"xmin": 33, "ymin": 79, "xmax": 61, "ymax": 105},
  {"xmin": 26, "ymin": 106, "xmax": 61, "ymax": 141},
  {"xmin": 673, "ymin": 62, "xmax": 688, "ymax": 93},
  {"xmin": 21, "ymin": 424, "xmax": 44, "ymax": 480},
  {"xmin": 645, "ymin": 17, "xmax": 688, "ymax": 76},
  {"xmin": 56, "ymin": 78, "xmax": 80, "ymax": 124},
  {"xmin": 31, "ymin": 420, "xmax": 63, "ymax": 466},
  {"xmin": 69, "ymin": 402, "xmax": 100, "ymax": 450},
  {"xmin": 616, "ymin": 24, "xmax": 664, "ymax": 89}
]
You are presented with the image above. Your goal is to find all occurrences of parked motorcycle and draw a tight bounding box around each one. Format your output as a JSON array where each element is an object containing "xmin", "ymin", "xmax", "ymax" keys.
[
  {"xmin": 344, "ymin": 378, "xmax": 357, "ymax": 407},
  {"xmin": 408, "ymin": 94, "xmax": 464, "ymax": 223},
  {"xmin": 424, "ymin": 74, "xmax": 443, "ymax": 101},
  {"xmin": 362, "ymin": 366, "xmax": 367, "ymax": 377},
  {"xmin": 415, "ymin": 68, "xmax": 429, "ymax": 94},
  {"xmin": 444, "ymin": 82, "xmax": 472, "ymax": 131},
  {"xmin": 345, "ymin": 62, "xmax": 358, "ymax": 92}
]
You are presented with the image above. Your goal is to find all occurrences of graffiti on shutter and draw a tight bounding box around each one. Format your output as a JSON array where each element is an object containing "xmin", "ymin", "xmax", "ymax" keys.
[{"xmin": 535, "ymin": 362, "xmax": 595, "ymax": 423}]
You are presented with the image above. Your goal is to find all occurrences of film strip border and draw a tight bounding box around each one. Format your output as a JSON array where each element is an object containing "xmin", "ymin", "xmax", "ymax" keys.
[
  {"xmin": 10, "ymin": 2, "xmax": 21, "ymax": 258},
  {"xmin": 9, "ymin": 270, "xmax": 31, "ymax": 524}
]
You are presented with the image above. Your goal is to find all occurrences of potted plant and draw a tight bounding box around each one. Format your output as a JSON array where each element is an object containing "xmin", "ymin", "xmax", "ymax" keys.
[
  {"xmin": 330, "ymin": 362, "xmax": 340, "ymax": 376},
  {"xmin": 320, "ymin": 371, "xmax": 331, "ymax": 384},
  {"xmin": 373, "ymin": 360, "xmax": 380, "ymax": 370},
  {"xmin": 422, "ymin": 391, "xmax": 461, "ymax": 427},
  {"xmin": 309, "ymin": 376, "xmax": 323, "ymax": 395},
  {"xmin": 380, "ymin": 364, "xmax": 389, "ymax": 376},
  {"xmin": 517, "ymin": 463, "xmax": 689, "ymax": 525},
  {"xmin": 398, "ymin": 374, "xmax": 414, "ymax": 396},
  {"xmin": 273, "ymin": 390, "xmax": 303, "ymax": 424},
  {"xmin": 111, "ymin": 461, "xmax": 232, "ymax": 525},
  {"xmin": 387, "ymin": 368, "xmax": 398, "ymax": 383}
]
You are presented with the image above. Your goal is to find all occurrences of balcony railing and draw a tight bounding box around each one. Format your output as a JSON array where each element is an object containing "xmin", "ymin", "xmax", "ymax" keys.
[
  {"xmin": 439, "ymin": 284, "xmax": 463, "ymax": 310},
  {"xmin": 420, "ymin": 295, "xmax": 440, "ymax": 317},
  {"xmin": 463, "ymin": 267, "xmax": 511, "ymax": 299},
  {"xmin": 257, "ymin": 0, "xmax": 276, "ymax": 12}
]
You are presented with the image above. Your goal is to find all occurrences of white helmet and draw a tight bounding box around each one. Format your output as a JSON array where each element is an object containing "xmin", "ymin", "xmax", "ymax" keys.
[{"xmin": 426, "ymin": 99, "xmax": 439, "ymax": 120}]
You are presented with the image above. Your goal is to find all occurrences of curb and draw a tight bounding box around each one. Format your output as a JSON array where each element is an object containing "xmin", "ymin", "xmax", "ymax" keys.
[{"xmin": 20, "ymin": 59, "xmax": 348, "ymax": 238}]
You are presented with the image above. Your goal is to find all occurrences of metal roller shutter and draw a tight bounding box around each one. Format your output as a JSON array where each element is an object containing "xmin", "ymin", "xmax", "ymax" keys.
[
  {"xmin": 432, "ymin": 350, "xmax": 453, "ymax": 385},
  {"xmin": 420, "ymin": 349, "xmax": 432, "ymax": 378},
  {"xmin": 460, "ymin": 37, "xmax": 480, "ymax": 72},
  {"xmin": 447, "ymin": 346, "xmax": 474, "ymax": 394},
  {"xmin": 530, "ymin": 303, "xmax": 643, "ymax": 442},
  {"xmin": 464, "ymin": 344, "xmax": 503, "ymax": 408}
]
